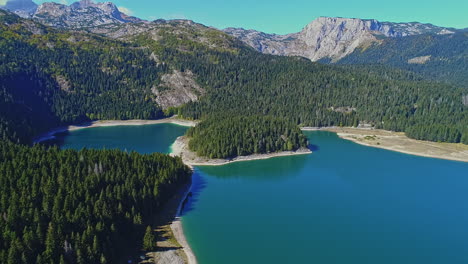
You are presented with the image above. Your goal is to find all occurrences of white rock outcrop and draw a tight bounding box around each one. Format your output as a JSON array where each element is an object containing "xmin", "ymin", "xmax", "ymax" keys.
[{"xmin": 224, "ymin": 17, "xmax": 457, "ymax": 62}]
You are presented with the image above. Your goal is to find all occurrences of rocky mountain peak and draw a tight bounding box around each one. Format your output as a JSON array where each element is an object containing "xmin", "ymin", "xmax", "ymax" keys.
[
  {"xmin": 224, "ymin": 16, "xmax": 460, "ymax": 62},
  {"xmin": 32, "ymin": 0, "xmax": 142, "ymax": 28},
  {"xmin": 0, "ymin": 0, "xmax": 37, "ymax": 18},
  {"xmin": 70, "ymin": 0, "xmax": 95, "ymax": 9}
]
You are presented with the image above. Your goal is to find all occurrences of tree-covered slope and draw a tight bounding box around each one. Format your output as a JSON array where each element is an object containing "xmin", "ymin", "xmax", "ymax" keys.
[
  {"xmin": 336, "ymin": 33, "xmax": 468, "ymax": 88},
  {"xmin": 186, "ymin": 116, "xmax": 308, "ymax": 159},
  {"xmin": 2, "ymin": 9, "xmax": 466, "ymax": 145},
  {"xmin": 0, "ymin": 11, "xmax": 193, "ymax": 264},
  {"xmin": 0, "ymin": 141, "xmax": 191, "ymax": 264},
  {"xmin": 136, "ymin": 28, "xmax": 467, "ymax": 143},
  {"xmin": 0, "ymin": 10, "xmax": 167, "ymax": 143}
]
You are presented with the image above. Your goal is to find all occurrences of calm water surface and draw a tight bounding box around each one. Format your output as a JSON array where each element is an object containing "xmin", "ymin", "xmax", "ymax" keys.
[
  {"xmin": 57, "ymin": 126, "xmax": 468, "ymax": 264},
  {"xmin": 56, "ymin": 123, "xmax": 187, "ymax": 154}
]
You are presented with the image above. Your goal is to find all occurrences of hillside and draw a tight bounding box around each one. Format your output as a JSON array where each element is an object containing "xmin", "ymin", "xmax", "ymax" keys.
[
  {"xmin": 0, "ymin": 9, "xmax": 168, "ymax": 143},
  {"xmin": 1, "ymin": 8, "xmax": 467, "ymax": 145},
  {"xmin": 336, "ymin": 32, "xmax": 468, "ymax": 88}
]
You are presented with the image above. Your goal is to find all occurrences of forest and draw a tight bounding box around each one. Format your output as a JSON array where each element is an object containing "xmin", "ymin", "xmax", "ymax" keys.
[
  {"xmin": 0, "ymin": 11, "xmax": 192, "ymax": 264},
  {"xmin": 0, "ymin": 11, "xmax": 166, "ymax": 143},
  {"xmin": 143, "ymin": 31, "xmax": 467, "ymax": 144},
  {"xmin": 0, "ymin": 8, "xmax": 467, "ymax": 264},
  {"xmin": 336, "ymin": 32, "xmax": 468, "ymax": 88},
  {"xmin": 0, "ymin": 141, "xmax": 191, "ymax": 264},
  {"xmin": 186, "ymin": 115, "xmax": 308, "ymax": 158},
  {"xmin": 1, "ymin": 10, "xmax": 466, "ymax": 146}
]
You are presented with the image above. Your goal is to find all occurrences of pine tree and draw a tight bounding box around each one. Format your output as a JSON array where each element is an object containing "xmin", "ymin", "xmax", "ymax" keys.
[{"xmin": 143, "ymin": 226, "xmax": 156, "ymax": 251}]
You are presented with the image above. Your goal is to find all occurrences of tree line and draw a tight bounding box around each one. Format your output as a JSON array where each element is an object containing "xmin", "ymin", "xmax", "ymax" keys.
[
  {"xmin": 186, "ymin": 115, "xmax": 308, "ymax": 159},
  {"xmin": 138, "ymin": 29, "xmax": 467, "ymax": 144}
]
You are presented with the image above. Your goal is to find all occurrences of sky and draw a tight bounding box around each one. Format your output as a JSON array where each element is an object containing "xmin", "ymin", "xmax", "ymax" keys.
[{"xmin": 24, "ymin": 0, "xmax": 468, "ymax": 34}]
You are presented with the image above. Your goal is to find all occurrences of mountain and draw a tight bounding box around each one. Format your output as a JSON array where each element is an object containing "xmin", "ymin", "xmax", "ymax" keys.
[
  {"xmin": 1, "ymin": 0, "xmax": 142, "ymax": 28},
  {"xmin": 0, "ymin": 7, "xmax": 466, "ymax": 145},
  {"xmin": 224, "ymin": 17, "xmax": 458, "ymax": 62},
  {"xmin": 0, "ymin": 0, "xmax": 37, "ymax": 18}
]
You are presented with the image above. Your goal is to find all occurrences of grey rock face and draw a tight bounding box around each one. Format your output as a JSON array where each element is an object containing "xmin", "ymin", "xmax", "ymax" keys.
[
  {"xmin": 1, "ymin": 0, "xmax": 37, "ymax": 18},
  {"xmin": 152, "ymin": 70, "xmax": 205, "ymax": 110},
  {"xmin": 224, "ymin": 17, "xmax": 458, "ymax": 62},
  {"xmin": 408, "ymin": 55, "xmax": 432, "ymax": 64},
  {"xmin": 15, "ymin": 0, "xmax": 143, "ymax": 28}
]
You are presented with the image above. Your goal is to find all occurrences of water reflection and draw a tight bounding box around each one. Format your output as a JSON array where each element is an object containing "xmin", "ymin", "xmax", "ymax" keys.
[{"xmin": 198, "ymin": 154, "xmax": 310, "ymax": 181}]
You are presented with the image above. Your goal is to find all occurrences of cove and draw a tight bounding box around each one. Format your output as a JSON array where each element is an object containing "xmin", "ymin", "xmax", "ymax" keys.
[
  {"xmin": 55, "ymin": 126, "xmax": 468, "ymax": 264},
  {"xmin": 53, "ymin": 123, "xmax": 188, "ymax": 154}
]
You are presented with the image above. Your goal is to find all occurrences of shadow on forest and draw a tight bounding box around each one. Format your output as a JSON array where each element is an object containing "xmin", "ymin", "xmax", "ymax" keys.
[{"xmin": 156, "ymin": 246, "xmax": 182, "ymax": 252}]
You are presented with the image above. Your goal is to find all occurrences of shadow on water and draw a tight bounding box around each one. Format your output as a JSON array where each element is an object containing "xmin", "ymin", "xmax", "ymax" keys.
[
  {"xmin": 180, "ymin": 169, "xmax": 207, "ymax": 216},
  {"xmin": 39, "ymin": 131, "xmax": 70, "ymax": 147},
  {"xmin": 308, "ymin": 144, "xmax": 320, "ymax": 152},
  {"xmin": 198, "ymin": 153, "xmax": 310, "ymax": 181}
]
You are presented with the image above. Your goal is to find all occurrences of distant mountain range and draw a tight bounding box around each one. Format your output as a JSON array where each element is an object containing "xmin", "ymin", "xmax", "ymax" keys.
[
  {"xmin": 0, "ymin": 0, "xmax": 142, "ymax": 28},
  {"xmin": 1, "ymin": 0, "xmax": 467, "ymax": 87},
  {"xmin": 0, "ymin": 3, "xmax": 467, "ymax": 147},
  {"xmin": 224, "ymin": 17, "xmax": 460, "ymax": 62}
]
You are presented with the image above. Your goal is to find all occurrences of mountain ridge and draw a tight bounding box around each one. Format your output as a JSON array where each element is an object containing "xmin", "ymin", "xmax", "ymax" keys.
[
  {"xmin": 1, "ymin": 0, "xmax": 143, "ymax": 28},
  {"xmin": 2, "ymin": 0, "xmax": 465, "ymax": 63},
  {"xmin": 224, "ymin": 16, "xmax": 461, "ymax": 62}
]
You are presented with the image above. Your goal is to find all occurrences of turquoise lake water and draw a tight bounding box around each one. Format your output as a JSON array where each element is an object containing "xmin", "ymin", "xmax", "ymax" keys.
[
  {"xmin": 56, "ymin": 125, "xmax": 468, "ymax": 264},
  {"xmin": 55, "ymin": 123, "xmax": 187, "ymax": 154}
]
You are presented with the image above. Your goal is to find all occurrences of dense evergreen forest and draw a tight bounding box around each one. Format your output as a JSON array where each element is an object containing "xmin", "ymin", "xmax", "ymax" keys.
[
  {"xmin": 187, "ymin": 116, "xmax": 308, "ymax": 158},
  {"xmin": 336, "ymin": 32, "xmax": 468, "ymax": 88},
  {"xmin": 0, "ymin": 141, "xmax": 191, "ymax": 264},
  {"xmin": 0, "ymin": 10, "xmax": 166, "ymax": 143},
  {"xmin": 136, "ymin": 31, "xmax": 467, "ymax": 144},
  {"xmin": 0, "ymin": 11, "xmax": 192, "ymax": 264},
  {"xmin": 1, "ymin": 9, "xmax": 466, "ymax": 145}
]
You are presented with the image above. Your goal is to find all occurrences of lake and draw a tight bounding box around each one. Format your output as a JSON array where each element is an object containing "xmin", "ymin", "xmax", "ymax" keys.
[{"xmin": 56, "ymin": 124, "xmax": 468, "ymax": 264}]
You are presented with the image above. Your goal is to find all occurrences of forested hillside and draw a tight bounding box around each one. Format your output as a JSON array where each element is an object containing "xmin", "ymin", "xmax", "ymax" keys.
[
  {"xmin": 1, "ymin": 9, "xmax": 466, "ymax": 145},
  {"xmin": 187, "ymin": 116, "xmax": 308, "ymax": 158},
  {"xmin": 0, "ymin": 10, "xmax": 192, "ymax": 264},
  {"xmin": 336, "ymin": 33, "xmax": 468, "ymax": 88},
  {"xmin": 0, "ymin": 10, "xmax": 166, "ymax": 143},
  {"xmin": 135, "ymin": 29, "xmax": 467, "ymax": 143},
  {"xmin": 0, "ymin": 141, "xmax": 191, "ymax": 263}
]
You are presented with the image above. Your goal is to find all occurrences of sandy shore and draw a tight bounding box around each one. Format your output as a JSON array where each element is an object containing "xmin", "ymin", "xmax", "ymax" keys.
[
  {"xmin": 170, "ymin": 181, "xmax": 197, "ymax": 264},
  {"xmin": 302, "ymin": 127, "xmax": 468, "ymax": 163},
  {"xmin": 33, "ymin": 117, "xmax": 197, "ymax": 143},
  {"xmin": 170, "ymin": 136, "xmax": 312, "ymax": 167}
]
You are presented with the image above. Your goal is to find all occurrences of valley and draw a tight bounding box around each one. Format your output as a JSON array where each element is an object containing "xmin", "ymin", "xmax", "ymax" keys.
[{"xmin": 0, "ymin": 0, "xmax": 466, "ymax": 263}]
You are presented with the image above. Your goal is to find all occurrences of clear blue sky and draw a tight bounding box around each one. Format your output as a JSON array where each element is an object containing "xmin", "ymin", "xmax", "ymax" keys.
[{"xmin": 33, "ymin": 0, "xmax": 468, "ymax": 34}]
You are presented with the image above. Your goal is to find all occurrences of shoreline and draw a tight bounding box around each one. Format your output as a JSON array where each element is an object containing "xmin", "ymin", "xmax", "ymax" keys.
[
  {"xmin": 302, "ymin": 127, "xmax": 468, "ymax": 163},
  {"xmin": 33, "ymin": 117, "xmax": 199, "ymax": 264},
  {"xmin": 169, "ymin": 178, "xmax": 198, "ymax": 264},
  {"xmin": 33, "ymin": 117, "xmax": 197, "ymax": 144},
  {"xmin": 170, "ymin": 136, "xmax": 312, "ymax": 167}
]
